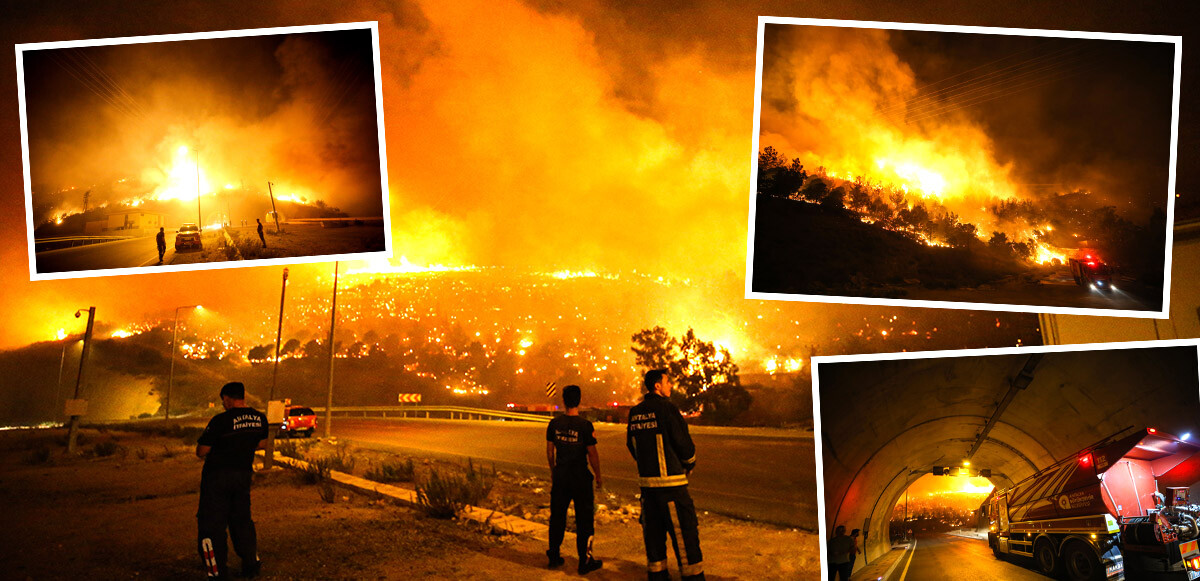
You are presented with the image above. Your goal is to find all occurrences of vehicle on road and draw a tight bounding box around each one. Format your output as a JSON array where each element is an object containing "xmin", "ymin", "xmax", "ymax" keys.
[
  {"xmin": 174, "ymin": 223, "xmax": 202, "ymax": 251},
  {"xmin": 280, "ymin": 405, "xmax": 317, "ymax": 438},
  {"xmin": 1069, "ymin": 250, "xmax": 1114, "ymax": 291},
  {"xmin": 986, "ymin": 427, "xmax": 1200, "ymax": 581}
]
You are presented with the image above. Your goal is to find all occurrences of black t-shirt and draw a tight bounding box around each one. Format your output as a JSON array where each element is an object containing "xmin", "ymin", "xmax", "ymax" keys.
[
  {"xmin": 546, "ymin": 414, "xmax": 597, "ymax": 478},
  {"xmin": 197, "ymin": 407, "xmax": 268, "ymax": 472}
]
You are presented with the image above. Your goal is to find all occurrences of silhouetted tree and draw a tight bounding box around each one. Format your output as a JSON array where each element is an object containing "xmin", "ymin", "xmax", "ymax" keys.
[{"xmin": 631, "ymin": 326, "xmax": 750, "ymax": 423}]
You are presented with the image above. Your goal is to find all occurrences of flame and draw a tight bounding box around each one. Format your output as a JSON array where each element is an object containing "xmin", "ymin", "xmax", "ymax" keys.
[
  {"xmin": 151, "ymin": 145, "xmax": 212, "ymax": 202},
  {"xmin": 55, "ymin": 328, "xmax": 67, "ymax": 341},
  {"xmin": 343, "ymin": 256, "xmax": 479, "ymax": 276},
  {"xmin": 110, "ymin": 329, "xmax": 134, "ymax": 339},
  {"xmin": 1032, "ymin": 242, "xmax": 1068, "ymax": 265}
]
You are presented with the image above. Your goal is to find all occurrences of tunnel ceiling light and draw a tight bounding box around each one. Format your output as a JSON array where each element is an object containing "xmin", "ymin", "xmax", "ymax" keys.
[
  {"xmin": 1182, "ymin": 432, "xmax": 1191, "ymax": 441},
  {"xmin": 963, "ymin": 460, "xmax": 971, "ymax": 467}
]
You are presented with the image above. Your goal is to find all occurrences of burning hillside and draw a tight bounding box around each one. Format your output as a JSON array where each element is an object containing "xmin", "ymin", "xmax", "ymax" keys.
[{"xmin": 21, "ymin": 27, "xmax": 385, "ymax": 230}]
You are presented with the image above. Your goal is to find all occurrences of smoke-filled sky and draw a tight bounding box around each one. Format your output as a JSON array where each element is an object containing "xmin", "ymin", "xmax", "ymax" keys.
[
  {"xmin": 0, "ymin": 1, "xmax": 1196, "ymax": 351},
  {"xmin": 760, "ymin": 25, "xmax": 1176, "ymax": 231},
  {"xmin": 22, "ymin": 27, "xmax": 382, "ymax": 221}
]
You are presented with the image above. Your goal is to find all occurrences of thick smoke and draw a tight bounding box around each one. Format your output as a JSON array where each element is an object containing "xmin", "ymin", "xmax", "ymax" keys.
[{"xmin": 23, "ymin": 28, "xmax": 383, "ymax": 223}]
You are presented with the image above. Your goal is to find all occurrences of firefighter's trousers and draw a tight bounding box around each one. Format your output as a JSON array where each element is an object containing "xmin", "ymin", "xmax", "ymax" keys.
[
  {"xmin": 197, "ymin": 468, "xmax": 258, "ymax": 578},
  {"xmin": 640, "ymin": 485, "xmax": 705, "ymax": 581},
  {"xmin": 548, "ymin": 471, "xmax": 595, "ymax": 563}
]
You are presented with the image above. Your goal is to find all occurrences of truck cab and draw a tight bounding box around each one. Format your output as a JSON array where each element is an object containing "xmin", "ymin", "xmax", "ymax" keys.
[
  {"xmin": 1069, "ymin": 250, "xmax": 1114, "ymax": 291},
  {"xmin": 988, "ymin": 428, "xmax": 1200, "ymax": 580}
]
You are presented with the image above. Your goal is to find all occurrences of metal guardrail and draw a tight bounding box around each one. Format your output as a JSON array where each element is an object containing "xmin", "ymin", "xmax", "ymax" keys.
[
  {"xmin": 35, "ymin": 235, "xmax": 135, "ymax": 252},
  {"xmin": 310, "ymin": 405, "xmax": 553, "ymax": 423}
]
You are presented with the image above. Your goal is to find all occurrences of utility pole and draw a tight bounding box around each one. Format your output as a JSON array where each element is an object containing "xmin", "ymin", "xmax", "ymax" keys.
[
  {"xmin": 267, "ymin": 181, "xmax": 281, "ymax": 234},
  {"xmin": 324, "ymin": 262, "xmax": 339, "ymax": 438},
  {"xmin": 56, "ymin": 336, "xmax": 71, "ymax": 422},
  {"xmin": 166, "ymin": 305, "xmax": 201, "ymax": 420},
  {"xmin": 264, "ymin": 267, "xmax": 289, "ymax": 468},
  {"xmin": 66, "ymin": 307, "xmax": 95, "ymax": 454},
  {"xmin": 195, "ymin": 150, "xmax": 202, "ymax": 228}
]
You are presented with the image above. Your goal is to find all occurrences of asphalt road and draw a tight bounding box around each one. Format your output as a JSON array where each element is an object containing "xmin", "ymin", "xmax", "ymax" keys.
[
  {"xmin": 329, "ymin": 417, "xmax": 817, "ymax": 529},
  {"xmin": 35, "ymin": 235, "xmax": 177, "ymax": 273},
  {"xmin": 903, "ymin": 271, "xmax": 1159, "ymax": 312},
  {"xmin": 891, "ymin": 534, "xmax": 1051, "ymax": 581}
]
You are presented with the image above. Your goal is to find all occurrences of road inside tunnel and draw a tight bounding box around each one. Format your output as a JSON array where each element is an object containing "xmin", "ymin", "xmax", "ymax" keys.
[{"xmin": 816, "ymin": 343, "xmax": 1200, "ymax": 572}]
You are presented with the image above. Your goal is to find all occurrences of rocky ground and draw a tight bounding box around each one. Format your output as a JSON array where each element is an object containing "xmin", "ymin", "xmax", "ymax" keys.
[{"xmin": 1, "ymin": 427, "xmax": 818, "ymax": 580}]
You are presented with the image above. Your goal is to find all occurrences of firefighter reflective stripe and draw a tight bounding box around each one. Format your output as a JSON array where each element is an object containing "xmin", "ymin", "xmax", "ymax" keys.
[
  {"xmin": 669, "ymin": 500, "xmax": 703, "ymax": 577},
  {"xmin": 639, "ymin": 474, "xmax": 689, "ymax": 487},
  {"xmin": 201, "ymin": 537, "xmax": 219, "ymax": 577},
  {"xmin": 585, "ymin": 534, "xmax": 594, "ymax": 560},
  {"xmin": 656, "ymin": 434, "xmax": 668, "ymax": 477},
  {"xmin": 683, "ymin": 454, "xmax": 696, "ymax": 465},
  {"xmin": 648, "ymin": 560, "xmax": 668, "ymax": 572}
]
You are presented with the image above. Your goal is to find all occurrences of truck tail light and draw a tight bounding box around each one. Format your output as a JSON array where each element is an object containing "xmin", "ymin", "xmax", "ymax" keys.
[
  {"xmin": 1188, "ymin": 557, "xmax": 1200, "ymax": 571},
  {"xmin": 1079, "ymin": 452, "xmax": 1093, "ymax": 467},
  {"xmin": 1148, "ymin": 427, "xmax": 1158, "ymax": 434}
]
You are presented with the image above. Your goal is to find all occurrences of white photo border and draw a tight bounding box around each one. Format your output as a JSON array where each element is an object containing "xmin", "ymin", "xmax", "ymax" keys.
[
  {"xmin": 16, "ymin": 21, "xmax": 394, "ymax": 281},
  {"xmin": 745, "ymin": 16, "xmax": 1182, "ymax": 319},
  {"xmin": 809, "ymin": 337, "xmax": 1200, "ymax": 579}
]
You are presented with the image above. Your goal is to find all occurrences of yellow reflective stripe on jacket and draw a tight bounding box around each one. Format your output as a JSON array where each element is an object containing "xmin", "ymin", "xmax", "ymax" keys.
[
  {"xmin": 639, "ymin": 474, "xmax": 689, "ymax": 487},
  {"xmin": 656, "ymin": 433, "xmax": 668, "ymax": 477},
  {"xmin": 682, "ymin": 454, "xmax": 696, "ymax": 465},
  {"xmin": 648, "ymin": 560, "xmax": 668, "ymax": 572}
]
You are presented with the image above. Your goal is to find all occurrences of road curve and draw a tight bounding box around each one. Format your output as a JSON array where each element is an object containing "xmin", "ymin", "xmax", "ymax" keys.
[{"xmin": 329, "ymin": 417, "xmax": 818, "ymax": 529}]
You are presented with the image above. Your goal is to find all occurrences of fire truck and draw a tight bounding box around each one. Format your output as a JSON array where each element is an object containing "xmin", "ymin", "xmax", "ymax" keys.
[
  {"xmin": 1069, "ymin": 249, "xmax": 1115, "ymax": 291},
  {"xmin": 986, "ymin": 428, "xmax": 1200, "ymax": 580}
]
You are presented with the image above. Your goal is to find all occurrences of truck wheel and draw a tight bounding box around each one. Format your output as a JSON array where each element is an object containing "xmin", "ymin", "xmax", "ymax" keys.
[
  {"xmin": 304, "ymin": 429, "xmax": 313, "ymax": 438},
  {"xmin": 1034, "ymin": 538, "xmax": 1061, "ymax": 576},
  {"xmin": 1064, "ymin": 541, "xmax": 1104, "ymax": 581},
  {"xmin": 992, "ymin": 541, "xmax": 1002, "ymax": 560}
]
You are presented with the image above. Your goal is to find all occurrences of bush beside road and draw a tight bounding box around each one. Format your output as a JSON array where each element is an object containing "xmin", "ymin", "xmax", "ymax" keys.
[{"xmin": 3, "ymin": 427, "xmax": 819, "ymax": 579}]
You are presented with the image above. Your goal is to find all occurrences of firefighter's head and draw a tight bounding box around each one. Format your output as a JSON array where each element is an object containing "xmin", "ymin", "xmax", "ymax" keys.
[
  {"xmin": 644, "ymin": 369, "xmax": 673, "ymax": 397},
  {"xmin": 562, "ymin": 384, "xmax": 581, "ymax": 409},
  {"xmin": 835, "ymin": 525, "xmax": 846, "ymax": 536},
  {"xmin": 219, "ymin": 382, "xmax": 246, "ymax": 410}
]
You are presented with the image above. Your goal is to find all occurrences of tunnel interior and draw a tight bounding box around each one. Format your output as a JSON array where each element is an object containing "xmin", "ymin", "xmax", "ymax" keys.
[{"xmin": 816, "ymin": 345, "xmax": 1200, "ymax": 564}]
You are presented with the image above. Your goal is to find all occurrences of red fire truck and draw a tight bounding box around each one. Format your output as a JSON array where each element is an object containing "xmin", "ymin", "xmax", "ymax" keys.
[
  {"xmin": 1069, "ymin": 250, "xmax": 1115, "ymax": 291},
  {"xmin": 987, "ymin": 428, "xmax": 1200, "ymax": 580}
]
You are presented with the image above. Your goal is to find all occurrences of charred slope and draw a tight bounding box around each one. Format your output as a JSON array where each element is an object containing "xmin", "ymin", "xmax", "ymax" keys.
[{"xmin": 751, "ymin": 195, "xmax": 1020, "ymax": 297}]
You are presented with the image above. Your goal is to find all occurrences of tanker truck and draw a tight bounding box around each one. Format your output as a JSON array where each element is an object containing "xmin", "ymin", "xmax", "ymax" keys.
[{"xmin": 986, "ymin": 427, "xmax": 1200, "ymax": 581}]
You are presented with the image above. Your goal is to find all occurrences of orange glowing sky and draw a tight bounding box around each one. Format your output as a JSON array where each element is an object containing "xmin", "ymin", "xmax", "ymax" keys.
[{"xmin": 0, "ymin": 1, "xmax": 1196, "ymax": 350}]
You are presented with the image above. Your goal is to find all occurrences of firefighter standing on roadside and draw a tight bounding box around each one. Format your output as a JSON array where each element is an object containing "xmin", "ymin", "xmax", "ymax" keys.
[
  {"xmin": 545, "ymin": 384, "xmax": 604, "ymax": 574},
  {"xmin": 195, "ymin": 382, "xmax": 268, "ymax": 579},
  {"xmin": 627, "ymin": 369, "xmax": 705, "ymax": 581}
]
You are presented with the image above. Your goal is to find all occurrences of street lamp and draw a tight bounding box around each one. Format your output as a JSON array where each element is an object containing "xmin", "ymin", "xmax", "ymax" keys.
[
  {"xmin": 66, "ymin": 307, "xmax": 96, "ymax": 454},
  {"xmin": 265, "ymin": 267, "xmax": 289, "ymax": 469},
  {"xmin": 166, "ymin": 304, "xmax": 202, "ymax": 420}
]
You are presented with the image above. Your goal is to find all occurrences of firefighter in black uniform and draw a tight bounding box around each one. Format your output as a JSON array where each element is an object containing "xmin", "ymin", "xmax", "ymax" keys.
[
  {"xmin": 195, "ymin": 382, "xmax": 268, "ymax": 579},
  {"xmin": 546, "ymin": 384, "xmax": 604, "ymax": 574},
  {"xmin": 627, "ymin": 369, "xmax": 705, "ymax": 581}
]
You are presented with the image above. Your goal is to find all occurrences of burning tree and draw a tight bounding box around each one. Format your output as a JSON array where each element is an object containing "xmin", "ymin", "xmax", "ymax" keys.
[{"xmin": 630, "ymin": 326, "xmax": 751, "ymax": 424}]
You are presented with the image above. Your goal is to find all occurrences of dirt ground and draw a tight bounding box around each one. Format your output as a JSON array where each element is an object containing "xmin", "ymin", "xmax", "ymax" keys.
[{"xmin": 1, "ymin": 428, "xmax": 818, "ymax": 580}]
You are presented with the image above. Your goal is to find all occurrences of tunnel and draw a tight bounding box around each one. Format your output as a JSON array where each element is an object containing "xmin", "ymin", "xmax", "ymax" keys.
[{"xmin": 816, "ymin": 344, "xmax": 1200, "ymax": 566}]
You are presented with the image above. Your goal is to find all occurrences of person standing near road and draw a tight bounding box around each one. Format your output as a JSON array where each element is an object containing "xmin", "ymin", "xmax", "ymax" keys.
[
  {"xmin": 849, "ymin": 528, "xmax": 862, "ymax": 573},
  {"xmin": 627, "ymin": 369, "xmax": 705, "ymax": 581},
  {"xmin": 255, "ymin": 219, "xmax": 266, "ymax": 248},
  {"xmin": 156, "ymin": 227, "xmax": 166, "ymax": 264},
  {"xmin": 545, "ymin": 384, "xmax": 604, "ymax": 574},
  {"xmin": 827, "ymin": 525, "xmax": 854, "ymax": 580},
  {"xmin": 196, "ymin": 382, "xmax": 268, "ymax": 580}
]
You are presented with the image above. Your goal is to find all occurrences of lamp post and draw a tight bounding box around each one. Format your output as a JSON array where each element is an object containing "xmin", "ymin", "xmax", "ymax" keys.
[
  {"xmin": 324, "ymin": 261, "xmax": 339, "ymax": 438},
  {"xmin": 166, "ymin": 305, "xmax": 202, "ymax": 420},
  {"xmin": 66, "ymin": 307, "xmax": 95, "ymax": 454},
  {"xmin": 265, "ymin": 267, "xmax": 289, "ymax": 468}
]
